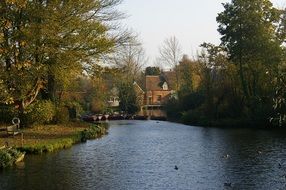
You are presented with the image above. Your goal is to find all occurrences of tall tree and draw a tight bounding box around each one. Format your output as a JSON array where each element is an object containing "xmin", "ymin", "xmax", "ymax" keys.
[
  {"xmin": 157, "ymin": 36, "xmax": 182, "ymax": 90},
  {"xmin": 272, "ymin": 62, "xmax": 286, "ymax": 126},
  {"xmin": 217, "ymin": 0, "xmax": 283, "ymax": 97},
  {"xmin": 0, "ymin": 0, "xmax": 126, "ymax": 119},
  {"xmin": 118, "ymin": 82, "xmax": 140, "ymax": 115},
  {"xmin": 111, "ymin": 40, "xmax": 147, "ymax": 83}
]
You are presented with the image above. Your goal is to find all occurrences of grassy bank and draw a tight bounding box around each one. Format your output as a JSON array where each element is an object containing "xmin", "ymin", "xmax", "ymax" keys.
[{"xmin": 0, "ymin": 122, "xmax": 108, "ymax": 155}]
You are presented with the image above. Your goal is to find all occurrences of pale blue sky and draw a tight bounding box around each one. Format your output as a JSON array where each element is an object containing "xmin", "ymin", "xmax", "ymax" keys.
[{"xmin": 119, "ymin": 0, "xmax": 285, "ymax": 65}]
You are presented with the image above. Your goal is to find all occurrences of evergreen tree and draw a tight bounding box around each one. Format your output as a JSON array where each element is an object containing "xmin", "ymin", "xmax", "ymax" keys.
[{"xmin": 118, "ymin": 82, "xmax": 140, "ymax": 115}]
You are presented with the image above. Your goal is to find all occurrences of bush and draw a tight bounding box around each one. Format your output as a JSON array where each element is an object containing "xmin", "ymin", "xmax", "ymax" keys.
[
  {"xmin": 55, "ymin": 101, "xmax": 84, "ymax": 123},
  {"xmin": 0, "ymin": 149, "xmax": 13, "ymax": 168},
  {"xmin": 81, "ymin": 124, "xmax": 108, "ymax": 141},
  {"xmin": 0, "ymin": 106, "xmax": 16, "ymax": 124},
  {"xmin": 0, "ymin": 148, "xmax": 22, "ymax": 168},
  {"xmin": 26, "ymin": 100, "xmax": 56, "ymax": 125},
  {"xmin": 180, "ymin": 108, "xmax": 207, "ymax": 125},
  {"xmin": 164, "ymin": 98, "xmax": 183, "ymax": 120},
  {"xmin": 55, "ymin": 106, "xmax": 70, "ymax": 124}
]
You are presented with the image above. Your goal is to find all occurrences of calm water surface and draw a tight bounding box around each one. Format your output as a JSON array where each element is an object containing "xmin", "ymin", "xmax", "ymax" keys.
[{"xmin": 1, "ymin": 120, "xmax": 286, "ymax": 190}]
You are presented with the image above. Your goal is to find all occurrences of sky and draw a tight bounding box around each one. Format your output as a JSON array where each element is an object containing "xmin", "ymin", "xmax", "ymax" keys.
[{"xmin": 118, "ymin": 0, "xmax": 286, "ymax": 66}]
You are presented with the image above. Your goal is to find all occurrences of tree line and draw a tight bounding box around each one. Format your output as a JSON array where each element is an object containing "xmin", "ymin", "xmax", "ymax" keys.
[
  {"xmin": 0, "ymin": 0, "xmax": 285, "ymax": 128},
  {"xmin": 164, "ymin": 0, "xmax": 286, "ymax": 127}
]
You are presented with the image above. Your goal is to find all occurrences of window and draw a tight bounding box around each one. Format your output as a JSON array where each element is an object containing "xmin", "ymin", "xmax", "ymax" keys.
[
  {"xmin": 148, "ymin": 97, "xmax": 152, "ymax": 104},
  {"xmin": 157, "ymin": 95, "xmax": 162, "ymax": 102}
]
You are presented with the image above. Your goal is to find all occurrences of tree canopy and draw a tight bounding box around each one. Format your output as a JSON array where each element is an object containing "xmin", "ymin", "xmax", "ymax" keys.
[
  {"xmin": 217, "ymin": 0, "xmax": 284, "ymax": 97},
  {"xmin": 0, "ymin": 0, "xmax": 127, "ymax": 115}
]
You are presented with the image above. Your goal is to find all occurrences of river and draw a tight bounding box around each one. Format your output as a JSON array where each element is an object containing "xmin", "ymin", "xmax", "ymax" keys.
[{"xmin": 1, "ymin": 120, "xmax": 286, "ymax": 190}]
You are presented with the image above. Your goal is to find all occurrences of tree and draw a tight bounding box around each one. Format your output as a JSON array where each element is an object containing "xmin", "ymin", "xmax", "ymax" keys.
[
  {"xmin": 199, "ymin": 43, "xmax": 242, "ymax": 119},
  {"xmin": 118, "ymin": 82, "xmax": 140, "ymax": 115},
  {"xmin": 157, "ymin": 36, "xmax": 182, "ymax": 90},
  {"xmin": 0, "ymin": 0, "xmax": 126, "ymax": 122},
  {"xmin": 158, "ymin": 36, "xmax": 182, "ymax": 69},
  {"xmin": 177, "ymin": 55, "xmax": 193, "ymax": 94},
  {"xmin": 145, "ymin": 66, "xmax": 161, "ymax": 76},
  {"xmin": 217, "ymin": 0, "xmax": 284, "ymax": 97},
  {"xmin": 111, "ymin": 39, "xmax": 147, "ymax": 83},
  {"xmin": 272, "ymin": 62, "xmax": 286, "ymax": 126},
  {"xmin": 277, "ymin": 8, "xmax": 286, "ymax": 43}
]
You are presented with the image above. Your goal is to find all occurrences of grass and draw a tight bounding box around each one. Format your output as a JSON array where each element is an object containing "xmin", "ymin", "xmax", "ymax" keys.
[{"xmin": 0, "ymin": 122, "xmax": 108, "ymax": 154}]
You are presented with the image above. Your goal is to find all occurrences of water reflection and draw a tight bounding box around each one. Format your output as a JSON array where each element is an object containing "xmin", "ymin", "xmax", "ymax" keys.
[{"xmin": 1, "ymin": 121, "xmax": 286, "ymax": 190}]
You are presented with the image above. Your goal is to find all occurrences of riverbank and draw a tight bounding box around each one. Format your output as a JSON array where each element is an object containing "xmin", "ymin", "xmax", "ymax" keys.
[
  {"xmin": 168, "ymin": 115, "xmax": 283, "ymax": 129},
  {"xmin": 0, "ymin": 122, "xmax": 108, "ymax": 155}
]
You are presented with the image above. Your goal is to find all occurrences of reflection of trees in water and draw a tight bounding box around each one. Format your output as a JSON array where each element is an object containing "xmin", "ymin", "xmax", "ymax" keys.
[{"xmin": 138, "ymin": 109, "xmax": 166, "ymax": 117}]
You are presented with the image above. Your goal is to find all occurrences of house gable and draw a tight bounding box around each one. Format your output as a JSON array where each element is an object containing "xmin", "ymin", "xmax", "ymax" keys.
[
  {"xmin": 162, "ymin": 82, "xmax": 168, "ymax": 90},
  {"xmin": 144, "ymin": 74, "xmax": 174, "ymax": 105}
]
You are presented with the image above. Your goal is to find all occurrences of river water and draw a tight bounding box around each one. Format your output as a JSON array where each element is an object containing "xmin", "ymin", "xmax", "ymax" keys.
[{"xmin": 1, "ymin": 120, "xmax": 286, "ymax": 190}]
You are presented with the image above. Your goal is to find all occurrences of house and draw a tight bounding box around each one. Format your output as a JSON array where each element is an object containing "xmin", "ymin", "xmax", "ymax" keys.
[{"xmin": 144, "ymin": 75, "xmax": 173, "ymax": 106}]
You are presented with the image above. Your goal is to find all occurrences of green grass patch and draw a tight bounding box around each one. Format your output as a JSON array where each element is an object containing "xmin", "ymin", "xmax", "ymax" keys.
[{"xmin": 16, "ymin": 123, "xmax": 108, "ymax": 154}]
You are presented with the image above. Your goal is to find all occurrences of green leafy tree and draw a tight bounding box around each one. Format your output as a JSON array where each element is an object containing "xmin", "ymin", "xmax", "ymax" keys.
[
  {"xmin": 145, "ymin": 66, "xmax": 161, "ymax": 76},
  {"xmin": 177, "ymin": 55, "xmax": 202, "ymax": 96},
  {"xmin": 0, "ymin": 0, "xmax": 126, "ymax": 122},
  {"xmin": 217, "ymin": 0, "xmax": 283, "ymax": 97},
  {"xmin": 118, "ymin": 82, "xmax": 140, "ymax": 115}
]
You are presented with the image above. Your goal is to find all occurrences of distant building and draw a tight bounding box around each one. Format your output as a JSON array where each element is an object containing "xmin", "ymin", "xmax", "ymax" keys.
[{"xmin": 144, "ymin": 75, "xmax": 174, "ymax": 106}]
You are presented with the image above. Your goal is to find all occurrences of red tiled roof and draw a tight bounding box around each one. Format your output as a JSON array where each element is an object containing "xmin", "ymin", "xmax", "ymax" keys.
[
  {"xmin": 145, "ymin": 76, "xmax": 163, "ymax": 91},
  {"xmin": 162, "ymin": 71, "xmax": 176, "ymax": 90}
]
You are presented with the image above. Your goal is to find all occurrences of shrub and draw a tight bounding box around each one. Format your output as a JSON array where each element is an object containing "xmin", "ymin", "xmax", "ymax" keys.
[
  {"xmin": 0, "ymin": 106, "xmax": 16, "ymax": 124},
  {"xmin": 0, "ymin": 149, "xmax": 13, "ymax": 168},
  {"xmin": 26, "ymin": 100, "xmax": 56, "ymax": 125},
  {"xmin": 55, "ymin": 106, "xmax": 70, "ymax": 124},
  {"xmin": 164, "ymin": 98, "xmax": 183, "ymax": 120},
  {"xmin": 181, "ymin": 109, "xmax": 204, "ymax": 125},
  {"xmin": 0, "ymin": 148, "xmax": 22, "ymax": 168},
  {"xmin": 81, "ymin": 124, "xmax": 108, "ymax": 141}
]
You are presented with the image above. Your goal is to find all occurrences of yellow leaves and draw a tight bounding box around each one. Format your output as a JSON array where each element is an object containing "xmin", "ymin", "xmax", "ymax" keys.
[
  {"xmin": 5, "ymin": 0, "xmax": 16, "ymax": 4},
  {"xmin": 20, "ymin": 40, "xmax": 27, "ymax": 47},
  {"xmin": 4, "ymin": 20, "xmax": 12, "ymax": 29},
  {"xmin": 13, "ymin": 60, "xmax": 32, "ymax": 70},
  {"xmin": 5, "ymin": 97, "xmax": 14, "ymax": 105},
  {"xmin": 5, "ymin": 0, "xmax": 28, "ymax": 8}
]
